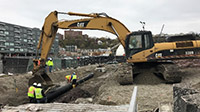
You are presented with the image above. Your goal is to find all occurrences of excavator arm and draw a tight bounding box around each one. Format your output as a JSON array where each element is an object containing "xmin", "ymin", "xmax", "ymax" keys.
[
  {"xmin": 30, "ymin": 11, "xmax": 130, "ymax": 86},
  {"xmin": 37, "ymin": 11, "xmax": 130, "ymax": 60}
]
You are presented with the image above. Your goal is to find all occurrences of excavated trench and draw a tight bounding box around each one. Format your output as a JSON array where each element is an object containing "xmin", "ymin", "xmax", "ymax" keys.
[
  {"xmin": 0, "ymin": 65, "xmax": 100, "ymax": 106},
  {"xmin": 53, "ymin": 70, "xmax": 106, "ymax": 104},
  {"xmin": 54, "ymin": 86, "xmax": 93, "ymax": 103}
]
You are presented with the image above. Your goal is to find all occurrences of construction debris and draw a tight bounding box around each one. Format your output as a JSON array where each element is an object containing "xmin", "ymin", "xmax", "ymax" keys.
[{"xmin": 1, "ymin": 103, "xmax": 129, "ymax": 112}]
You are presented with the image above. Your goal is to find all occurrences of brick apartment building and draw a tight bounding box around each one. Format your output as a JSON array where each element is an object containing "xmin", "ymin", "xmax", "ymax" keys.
[{"xmin": 64, "ymin": 30, "xmax": 82, "ymax": 38}]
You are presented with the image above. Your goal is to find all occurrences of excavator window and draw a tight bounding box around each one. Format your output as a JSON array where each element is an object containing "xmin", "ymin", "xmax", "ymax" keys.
[
  {"xmin": 125, "ymin": 31, "xmax": 154, "ymax": 59},
  {"xmin": 144, "ymin": 34, "xmax": 151, "ymax": 49},
  {"xmin": 129, "ymin": 35, "xmax": 142, "ymax": 49}
]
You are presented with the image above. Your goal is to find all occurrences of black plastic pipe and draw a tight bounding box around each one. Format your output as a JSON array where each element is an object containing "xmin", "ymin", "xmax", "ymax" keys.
[{"xmin": 43, "ymin": 73, "xmax": 94, "ymax": 102}]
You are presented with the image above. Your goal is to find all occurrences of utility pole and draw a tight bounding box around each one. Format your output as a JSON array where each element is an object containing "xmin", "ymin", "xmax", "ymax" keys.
[
  {"xmin": 159, "ymin": 24, "xmax": 165, "ymax": 36},
  {"xmin": 140, "ymin": 21, "xmax": 145, "ymax": 30}
]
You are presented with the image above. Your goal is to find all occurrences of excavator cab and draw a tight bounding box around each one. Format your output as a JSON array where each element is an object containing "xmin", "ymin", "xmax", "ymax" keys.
[{"xmin": 125, "ymin": 31, "xmax": 154, "ymax": 60}]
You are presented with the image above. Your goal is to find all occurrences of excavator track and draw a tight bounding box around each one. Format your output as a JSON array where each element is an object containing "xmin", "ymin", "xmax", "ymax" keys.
[
  {"xmin": 116, "ymin": 62, "xmax": 182, "ymax": 85},
  {"xmin": 154, "ymin": 62, "xmax": 182, "ymax": 83}
]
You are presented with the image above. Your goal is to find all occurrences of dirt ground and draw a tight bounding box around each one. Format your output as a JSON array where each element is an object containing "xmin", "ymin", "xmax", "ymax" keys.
[
  {"xmin": 53, "ymin": 64, "xmax": 173, "ymax": 111},
  {"xmin": 1, "ymin": 61, "xmax": 200, "ymax": 111}
]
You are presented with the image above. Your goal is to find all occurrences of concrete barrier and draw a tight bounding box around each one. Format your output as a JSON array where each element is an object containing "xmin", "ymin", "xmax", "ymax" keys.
[
  {"xmin": 180, "ymin": 94, "xmax": 200, "ymax": 112},
  {"xmin": 4, "ymin": 57, "xmax": 30, "ymax": 74},
  {"xmin": 3, "ymin": 56, "xmax": 124, "ymax": 74},
  {"xmin": 173, "ymin": 84, "xmax": 199, "ymax": 112}
]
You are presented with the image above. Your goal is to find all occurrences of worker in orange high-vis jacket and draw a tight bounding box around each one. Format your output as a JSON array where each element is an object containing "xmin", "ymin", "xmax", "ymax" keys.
[
  {"xmin": 27, "ymin": 82, "xmax": 37, "ymax": 103},
  {"xmin": 65, "ymin": 72, "xmax": 77, "ymax": 88}
]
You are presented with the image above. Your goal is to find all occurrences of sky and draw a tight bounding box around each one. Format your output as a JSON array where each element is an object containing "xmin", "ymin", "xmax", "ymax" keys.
[{"xmin": 0, "ymin": 0, "xmax": 199, "ymax": 39}]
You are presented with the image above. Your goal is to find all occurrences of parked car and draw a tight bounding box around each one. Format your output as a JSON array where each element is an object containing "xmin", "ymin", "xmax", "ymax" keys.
[{"xmin": 64, "ymin": 57, "xmax": 73, "ymax": 60}]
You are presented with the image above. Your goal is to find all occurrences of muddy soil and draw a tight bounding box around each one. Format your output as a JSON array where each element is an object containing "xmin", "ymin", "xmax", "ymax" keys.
[
  {"xmin": 0, "ymin": 65, "xmax": 97, "ymax": 106},
  {"xmin": 50, "ymin": 64, "xmax": 173, "ymax": 111},
  {"xmin": 1, "ymin": 61, "xmax": 200, "ymax": 111}
]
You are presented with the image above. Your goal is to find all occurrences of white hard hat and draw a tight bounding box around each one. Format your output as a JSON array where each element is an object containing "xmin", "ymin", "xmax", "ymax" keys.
[
  {"xmin": 37, "ymin": 83, "xmax": 42, "ymax": 87},
  {"xmin": 33, "ymin": 82, "xmax": 37, "ymax": 86}
]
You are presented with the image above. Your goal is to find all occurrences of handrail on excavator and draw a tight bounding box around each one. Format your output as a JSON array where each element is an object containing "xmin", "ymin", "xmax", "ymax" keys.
[{"xmin": 57, "ymin": 11, "xmax": 109, "ymax": 18}]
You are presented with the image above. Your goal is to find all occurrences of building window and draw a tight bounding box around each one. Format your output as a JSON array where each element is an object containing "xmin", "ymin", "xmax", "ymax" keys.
[
  {"xmin": 20, "ymin": 49, "xmax": 24, "ymax": 52},
  {"xmin": 27, "ymin": 30, "xmax": 32, "ymax": 33},
  {"xmin": 0, "ymin": 42, "xmax": 4, "ymax": 46},
  {"xmin": 24, "ymin": 39, "xmax": 27, "ymax": 42},
  {"xmin": 4, "ymin": 31, "xmax": 9, "ymax": 35},
  {"xmin": 14, "ymin": 33, "xmax": 20, "ymax": 36},
  {"xmin": 15, "ymin": 48, "xmax": 19, "ymax": 52},
  {"xmin": 24, "ymin": 34, "xmax": 27, "ymax": 37},
  {"xmin": 15, "ymin": 38, "xmax": 20, "ymax": 41},
  {"xmin": 5, "ymin": 42, "xmax": 9, "ymax": 46},
  {"xmin": 24, "ymin": 29, "xmax": 27, "ymax": 33},
  {"xmin": 5, "ymin": 26, "xmax": 9, "ymax": 30},
  {"xmin": 15, "ymin": 43, "xmax": 20, "ymax": 46},
  {"xmin": 28, "ymin": 36, "xmax": 32, "ymax": 39},
  {"xmin": 0, "ymin": 25, "xmax": 5, "ymax": 29},
  {"xmin": 14, "ymin": 27, "xmax": 20, "ymax": 31},
  {"xmin": 24, "ymin": 48, "xmax": 27, "ymax": 52},
  {"xmin": 10, "ymin": 26, "xmax": 14, "ymax": 31},
  {"xmin": 10, "ymin": 48, "xmax": 14, "ymax": 51},
  {"xmin": 9, "ymin": 32, "xmax": 14, "ymax": 36},
  {"xmin": 20, "ymin": 28, "xmax": 23, "ymax": 32},
  {"xmin": 10, "ymin": 43, "xmax": 14, "ymax": 46},
  {"xmin": 0, "ymin": 48, "xmax": 5, "ymax": 50},
  {"xmin": 0, "ymin": 30, "xmax": 4, "ymax": 34}
]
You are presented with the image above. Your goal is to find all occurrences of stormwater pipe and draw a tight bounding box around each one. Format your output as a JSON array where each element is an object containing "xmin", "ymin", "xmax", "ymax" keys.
[{"xmin": 42, "ymin": 73, "xmax": 94, "ymax": 102}]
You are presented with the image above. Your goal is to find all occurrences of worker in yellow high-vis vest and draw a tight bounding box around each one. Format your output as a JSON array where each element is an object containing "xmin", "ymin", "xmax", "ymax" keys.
[
  {"xmin": 27, "ymin": 82, "xmax": 37, "ymax": 103},
  {"xmin": 34, "ymin": 83, "xmax": 46, "ymax": 103},
  {"xmin": 47, "ymin": 58, "xmax": 54, "ymax": 73},
  {"xmin": 65, "ymin": 72, "xmax": 78, "ymax": 88}
]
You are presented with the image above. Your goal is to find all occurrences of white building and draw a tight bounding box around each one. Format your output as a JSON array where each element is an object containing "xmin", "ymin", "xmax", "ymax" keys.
[{"xmin": 116, "ymin": 45, "xmax": 125, "ymax": 56}]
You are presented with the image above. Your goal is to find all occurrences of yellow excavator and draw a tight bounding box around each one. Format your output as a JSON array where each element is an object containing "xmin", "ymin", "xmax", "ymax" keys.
[{"xmin": 29, "ymin": 11, "xmax": 200, "ymax": 86}]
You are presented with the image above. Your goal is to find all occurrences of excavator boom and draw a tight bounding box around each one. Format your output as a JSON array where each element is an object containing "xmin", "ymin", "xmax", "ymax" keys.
[
  {"xmin": 37, "ymin": 11, "xmax": 130, "ymax": 61},
  {"xmin": 30, "ymin": 11, "xmax": 130, "ymax": 86}
]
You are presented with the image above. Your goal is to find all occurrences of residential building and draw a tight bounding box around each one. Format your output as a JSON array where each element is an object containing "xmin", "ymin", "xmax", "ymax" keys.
[
  {"xmin": 0, "ymin": 21, "xmax": 60, "ymax": 57},
  {"xmin": 64, "ymin": 29, "xmax": 82, "ymax": 38}
]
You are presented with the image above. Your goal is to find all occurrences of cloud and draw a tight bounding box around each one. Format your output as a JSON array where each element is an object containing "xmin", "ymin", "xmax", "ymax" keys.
[{"xmin": 0, "ymin": 0, "xmax": 199, "ymax": 38}]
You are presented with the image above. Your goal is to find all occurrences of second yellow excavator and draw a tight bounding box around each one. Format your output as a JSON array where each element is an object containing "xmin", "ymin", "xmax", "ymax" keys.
[{"xmin": 29, "ymin": 11, "xmax": 200, "ymax": 86}]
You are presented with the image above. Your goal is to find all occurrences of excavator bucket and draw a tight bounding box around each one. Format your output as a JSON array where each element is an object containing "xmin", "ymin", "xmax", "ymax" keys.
[
  {"xmin": 28, "ymin": 67, "xmax": 53, "ymax": 87},
  {"xmin": 29, "ymin": 59, "xmax": 54, "ymax": 88}
]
